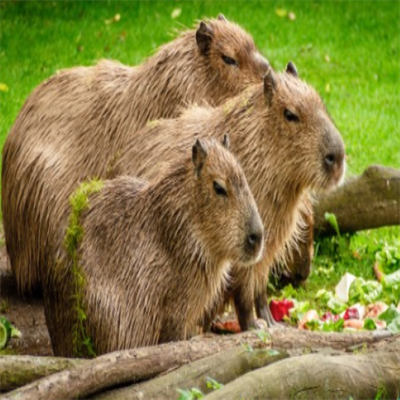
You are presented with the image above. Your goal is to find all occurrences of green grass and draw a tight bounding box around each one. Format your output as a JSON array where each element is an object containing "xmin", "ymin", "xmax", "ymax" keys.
[
  {"xmin": 0, "ymin": 1, "xmax": 399, "ymax": 304},
  {"xmin": 1, "ymin": 1, "xmax": 399, "ymax": 174}
]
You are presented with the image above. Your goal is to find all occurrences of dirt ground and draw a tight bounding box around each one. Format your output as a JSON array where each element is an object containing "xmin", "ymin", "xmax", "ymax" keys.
[{"xmin": 0, "ymin": 231, "xmax": 53, "ymax": 356}]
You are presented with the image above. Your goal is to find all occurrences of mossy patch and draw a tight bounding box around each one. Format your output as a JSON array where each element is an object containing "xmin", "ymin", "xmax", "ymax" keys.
[{"xmin": 64, "ymin": 179, "xmax": 104, "ymax": 358}]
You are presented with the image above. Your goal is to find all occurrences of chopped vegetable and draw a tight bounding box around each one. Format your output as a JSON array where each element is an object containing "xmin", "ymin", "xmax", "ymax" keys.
[
  {"xmin": 343, "ymin": 319, "xmax": 364, "ymax": 330},
  {"xmin": 363, "ymin": 318, "xmax": 376, "ymax": 330},
  {"xmin": 321, "ymin": 311, "xmax": 339, "ymax": 322},
  {"xmin": 0, "ymin": 316, "xmax": 21, "ymax": 349},
  {"xmin": 0, "ymin": 322, "xmax": 8, "ymax": 349},
  {"xmin": 378, "ymin": 304, "xmax": 400, "ymax": 333},
  {"xmin": 321, "ymin": 318, "xmax": 344, "ymax": 332},
  {"xmin": 375, "ymin": 242, "xmax": 400, "ymax": 275},
  {"xmin": 335, "ymin": 272, "xmax": 356, "ymax": 302},
  {"xmin": 343, "ymin": 307, "xmax": 360, "ymax": 320},
  {"xmin": 364, "ymin": 302, "xmax": 388, "ymax": 319},
  {"xmin": 269, "ymin": 299, "xmax": 294, "ymax": 322},
  {"xmin": 299, "ymin": 309, "xmax": 320, "ymax": 329},
  {"xmin": 211, "ymin": 319, "xmax": 241, "ymax": 334},
  {"xmin": 326, "ymin": 295, "xmax": 347, "ymax": 314}
]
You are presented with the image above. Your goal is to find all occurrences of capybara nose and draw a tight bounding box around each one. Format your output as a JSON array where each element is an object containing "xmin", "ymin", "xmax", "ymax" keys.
[
  {"xmin": 324, "ymin": 153, "xmax": 336, "ymax": 169},
  {"xmin": 323, "ymin": 126, "xmax": 345, "ymax": 185},
  {"xmin": 324, "ymin": 143, "xmax": 345, "ymax": 184},
  {"xmin": 246, "ymin": 231, "xmax": 262, "ymax": 256},
  {"xmin": 244, "ymin": 210, "xmax": 264, "ymax": 262},
  {"xmin": 324, "ymin": 148, "xmax": 344, "ymax": 171}
]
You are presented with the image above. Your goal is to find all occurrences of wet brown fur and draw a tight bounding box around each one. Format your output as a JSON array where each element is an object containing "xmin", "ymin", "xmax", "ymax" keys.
[
  {"xmin": 45, "ymin": 138, "xmax": 263, "ymax": 356},
  {"xmin": 2, "ymin": 16, "xmax": 269, "ymax": 295},
  {"xmin": 109, "ymin": 67, "xmax": 345, "ymax": 329},
  {"xmin": 273, "ymin": 194, "xmax": 314, "ymax": 288}
]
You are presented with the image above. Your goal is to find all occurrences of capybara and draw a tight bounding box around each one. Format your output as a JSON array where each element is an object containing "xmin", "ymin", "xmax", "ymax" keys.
[
  {"xmin": 45, "ymin": 137, "xmax": 264, "ymax": 356},
  {"xmin": 2, "ymin": 15, "xmax": 269, "ymax": 295},
  {"xmin": 109, "ymin": 63, "xmax": 345, "ymax": 330}
]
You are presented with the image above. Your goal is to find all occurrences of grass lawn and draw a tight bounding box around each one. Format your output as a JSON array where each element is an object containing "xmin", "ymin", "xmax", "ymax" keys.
[{"xmin": 1, "ymin": 1, "xmax": 399, "ymax": 306}]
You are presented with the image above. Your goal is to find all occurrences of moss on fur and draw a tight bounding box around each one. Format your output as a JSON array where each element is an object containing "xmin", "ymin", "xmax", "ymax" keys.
[{"xmin": 64, "ymin": 179, "xmax": 104, "ymax": 358}]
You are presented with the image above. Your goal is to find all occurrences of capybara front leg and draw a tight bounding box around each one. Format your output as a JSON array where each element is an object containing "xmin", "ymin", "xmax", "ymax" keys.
[
  {"xmin": 255, "ymin": 291, "xmax": 282, "ymax": 328},
  {"xmin": 233, "ymin": 286, "xmax": 256, "ymax": 332}
]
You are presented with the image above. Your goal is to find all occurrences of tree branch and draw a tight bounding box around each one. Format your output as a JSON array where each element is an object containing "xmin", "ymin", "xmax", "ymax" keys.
[{"xmin": 314, "ymin": 165, "xmax": 400, "ymax": 236}]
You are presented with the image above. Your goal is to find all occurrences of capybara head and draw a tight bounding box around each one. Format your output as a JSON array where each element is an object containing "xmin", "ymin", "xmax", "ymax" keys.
[
  {"xmin": 259, "ymin": 62, "xmax": 345, "ymax": 192},
  {"xmin": 195, "ymin": 14, "xmax": 269, "ymax": 97},
  {"xmin": 190, "ymin": 136, "xmax": 264, "ymax": 266}
]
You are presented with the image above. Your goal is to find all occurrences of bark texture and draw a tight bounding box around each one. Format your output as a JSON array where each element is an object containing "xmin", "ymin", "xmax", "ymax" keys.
[
  {"xmin": 314, "ymin": 165, "xmax": 400, "ymax": 236},
  {"xmin": 0, "ymin": 331, "xmax": 269, "ymax": 400},
  {"xmin": 1, "ymin": 329, "xmax": 393, "ymax": 397},
  {"xmin": 94, "ymin": 347, "xmax": 287, "ymax": 400},
  {"xmin": 203, "ymin": 337, "xmax": 400, "ymax": 400},
  {"xmin": 0, "ymin": 356, "xmax": 85, "ymax": 392}
]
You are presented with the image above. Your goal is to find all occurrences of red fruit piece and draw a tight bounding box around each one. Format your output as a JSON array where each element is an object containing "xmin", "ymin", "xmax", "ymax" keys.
[
  {"xmin": 269, "ymin": 299, "xmax": 295, "ymax": 322},
  {"xmin": 321, "ymin": 312, "xmax": 339, "ymax": 322},
  {"xmin": 210, "ymin": 319, "xmax": 241, "ymax": 334},
  {"xmin": 223, "ymin": 320, "xmax": 241, "ymax": 333},
  {"xmin": 343, "ymin": 307, "xmax": 359, "ymax": 320}
]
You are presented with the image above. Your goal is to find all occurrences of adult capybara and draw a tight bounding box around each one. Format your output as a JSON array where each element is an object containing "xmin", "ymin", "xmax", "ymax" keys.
[
  {"xmin": 109, "ymin": 63, "xmax": 345, "ymax": 330},
  {"xmin": 45, "ymin": 137, "xmax": 264, "ymax": 356},
  {"xmin": 2, "ymin": 15, "xmax": 269, "ymax": 295}
]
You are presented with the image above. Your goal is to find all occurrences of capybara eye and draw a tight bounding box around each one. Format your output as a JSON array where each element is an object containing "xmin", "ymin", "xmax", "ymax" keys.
[
  {"xmin": 213, "ymin": 181, "xmax": 228, "ymax": 197},
  {"xmin": 221, "ymin": 55, "xmax": 238, "ymax": 66},
  {"xmin": 284, "ymin": 109, "xmax": 299, "ymax": 123}
]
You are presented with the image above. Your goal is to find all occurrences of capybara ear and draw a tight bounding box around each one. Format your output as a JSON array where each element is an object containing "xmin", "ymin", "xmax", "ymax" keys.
[
  {"xmin": 192, "ymin": 139, "xmax": 208, "ymax": 175},
  {"xmin": 196, "ymin": 21, "xmax": 214, "ymax": 55},
  {"xmin": 222, "ymin": 134, "xmax": 230, "ymax": 150},
  {"xmin": 217, "ymin": 13, "xmax": 228, "ymax": 22},
  {"xmin": 286, "ymin": 61, "xmax": 298, "ymax": 77},
  {"xmin": 263, "ymin": 68, "xmax": 277, "ymax": 106}
]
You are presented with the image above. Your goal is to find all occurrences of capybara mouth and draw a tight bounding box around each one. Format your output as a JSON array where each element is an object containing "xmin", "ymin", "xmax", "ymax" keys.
[
  {"xmin": 241, "ymin": 239, "xmax": 264, "ymax": 267},
  {"xmin": 318, "ymin": 147, "xmax": 346, "ymax": 191},
  {"xmin": 324, "ymin": 157, "xmax": 346, "ymax": 190},
  {"xmin": 277, "ymin": 273, "xmax": 306, "ymax": 289}
]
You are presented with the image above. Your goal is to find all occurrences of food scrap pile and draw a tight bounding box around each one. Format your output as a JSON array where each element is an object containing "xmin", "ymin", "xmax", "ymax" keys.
[
  {"xmin": 213, "ymin": 243, "xmax": 400, "ymax": 334},
  {"xmin": 271, "ymin": 254, "xmax": 400, "ymax": 333}
]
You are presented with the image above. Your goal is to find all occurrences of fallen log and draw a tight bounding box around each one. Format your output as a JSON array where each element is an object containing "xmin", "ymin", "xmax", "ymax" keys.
[
  {"xmin": 0, "ymin": 328, "xmax": 393, "ymax": 396},
  {"xmin": 0, "ymin": 356, "xmax": 85, "ymax": 392},
  {"xmin": 94, "ymin": 346, "xmax": 288, "ymax": 400},
  {"xmin": 0, "ymin": 331, "xmax": 269, "ymax": 400},
  {"xmin": 314, "ymin": 165, "xmax": 400, "ymax": 236},
  {"xmin": 203, "ymin": 336, "xmax": 400, "ymax": 400},
  {"xmin": 267, "ymin": 326, "xmax": 393, "ymax": 351}
]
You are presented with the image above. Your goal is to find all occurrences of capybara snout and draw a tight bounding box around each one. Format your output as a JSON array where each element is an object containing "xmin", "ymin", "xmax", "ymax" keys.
[
  {"xmin": 322, "ymin": 126, "xmax": 346, "ymax": 187},
  {"xmin": 243, "ymin": 210, "xmax": 264, "ymax": 265}
]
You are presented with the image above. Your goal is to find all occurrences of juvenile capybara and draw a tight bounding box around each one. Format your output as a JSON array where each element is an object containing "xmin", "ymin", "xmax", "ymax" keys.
[
  {"xmin": 1, "ymin": 15, "xmax": 269, "ymax": 295},
  {"xmin": 45, "ymin": 137, "xmax": 264, "ymax": 356},
  {"xmin": 109, "ymin": 63, "xmax": 345, "ymax": 330}
]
